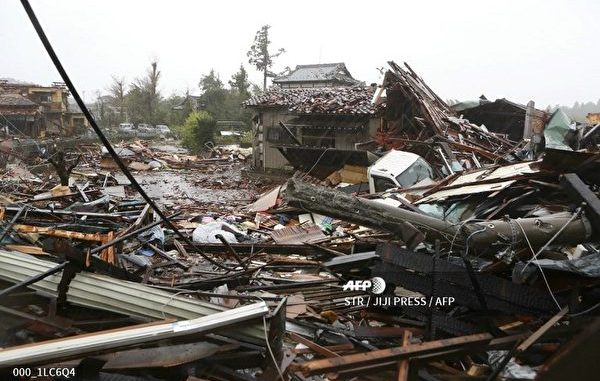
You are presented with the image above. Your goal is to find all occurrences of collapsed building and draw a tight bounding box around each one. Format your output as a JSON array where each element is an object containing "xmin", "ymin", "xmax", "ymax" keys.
[
  {"xmin": 0, "ymin": 79, "xmax": 87, "ymax": 137},
  {"xmin": 0, "ymin": 93, "xmax": 41, "ymax": 137},
  {"xmin": 451, "ymin": 97, "xmax": 548, "ymax": 141}
]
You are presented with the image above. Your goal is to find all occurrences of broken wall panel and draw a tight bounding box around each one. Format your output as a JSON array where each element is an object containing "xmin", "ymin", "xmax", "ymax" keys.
[{"xmin": 374, "ymin": 243, "xmax": 565, "ymax": 314}]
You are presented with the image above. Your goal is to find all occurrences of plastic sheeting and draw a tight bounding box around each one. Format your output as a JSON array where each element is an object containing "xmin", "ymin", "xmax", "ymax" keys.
[
  {"xmin": 515, "ymin": 253, "xmax": 600, "ymax": 279},
  {"xmin": 488, "ymin": 350, "xmax": 537, "ymax": 379},
  {"xmin": 192, "ymin": 221, "xmax": 243, "ymax": 243},
  {"xmin": 137, "ymin": 224, "xmax": 165, "ymax": 244},
  {"xmin": 544, "ymin": 109, "xmax": 573, "ymax": 151}
]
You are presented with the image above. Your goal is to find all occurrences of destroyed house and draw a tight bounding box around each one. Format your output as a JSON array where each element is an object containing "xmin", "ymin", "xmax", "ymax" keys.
[
  {"xmin": 0, "ymin": 93, "xmax": 41, "ymax": 137},
  {"xmin": 0, "ymin": 79, "xmax": 87, "ymax": 137},
  {"xmin": 376, "ymin": 62, "xmax": 517, "ymax": 172},
  {"xmin": 453, "ymin": 97, "xmax": 548, "ymax": 141},
  {"xmin": 273, "ymin": 62, "xmax": 363, "ymax": 88},
  {"xmin": 243, "ymin": 86, "xmax": 378, "ymax": 171}
]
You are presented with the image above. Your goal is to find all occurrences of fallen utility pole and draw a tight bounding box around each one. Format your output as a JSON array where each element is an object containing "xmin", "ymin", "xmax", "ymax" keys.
[
  {"xmin": 285, "ymin": 178, "xmax": 592, "ymax": 251},
  {"xmin": 286, "ymin": 178, "xmax": 426, "ymax": 248}
]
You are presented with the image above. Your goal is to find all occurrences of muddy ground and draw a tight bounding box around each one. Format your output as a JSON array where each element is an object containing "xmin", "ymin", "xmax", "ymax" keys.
[{"xmin": 123, "ymin": 142, "xmax": 281, "ymax": 211}]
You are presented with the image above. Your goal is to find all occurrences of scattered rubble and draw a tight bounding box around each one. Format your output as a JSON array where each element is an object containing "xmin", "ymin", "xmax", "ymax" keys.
[{"xmin": 0, "ymin": 61, "xmax": 599, "ymax": 381}]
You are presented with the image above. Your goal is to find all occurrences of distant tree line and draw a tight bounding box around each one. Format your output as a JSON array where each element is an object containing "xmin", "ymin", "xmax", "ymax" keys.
[
  {"xmin": 90, "ymin": 24, "xmax": 286, "ymax": 152},
  {"xmin": 95, "ymin": 61, "xmax": 257, "ymax": 130},
  {"xmin": 546, "ymin": 100, "xmax": 600, "ymax": 122}
]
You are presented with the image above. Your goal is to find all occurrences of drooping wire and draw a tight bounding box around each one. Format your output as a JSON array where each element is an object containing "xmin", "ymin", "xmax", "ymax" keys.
[
  {"xmin": 513, "ymin": 218, "xmax": 563, "ymax": 312},
  {"xmin": 520, "ymin": 207, "xmax": 583, "ymax": 272},
  {"xmin": 19, "ymin": 0, "xmax": 236, "ymax": 271}
]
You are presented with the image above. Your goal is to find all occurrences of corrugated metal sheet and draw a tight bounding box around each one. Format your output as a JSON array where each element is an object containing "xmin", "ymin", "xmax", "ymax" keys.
[
  {"xmin": 417, "ymin": 180, "xmax": 516, "ymax": 203},
  {"xmin": 0, "ymin": 302, "xmax": 268, "ymax": 367},
  {"xmin": 0, "ymin": 250, "xmax": 266, "ymax": 343}
]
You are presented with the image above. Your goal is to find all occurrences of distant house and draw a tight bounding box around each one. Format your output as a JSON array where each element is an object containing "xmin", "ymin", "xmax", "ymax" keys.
[
  {"xmin": 0, "ymin": 79, "xmax": 88, "ymax": 137},
  {"xmin": 273, "ymin": 63, "xmax": 363, "ymax": 88},
  {"xmin": 172, "ymin": 94, "xmax": 203, "ymax": 111},
  {"xmin": 216, "ymin": 120, "xmax": 246, "ymax": 138},
  {"xmin": 587, "ymin": 113, "xmax": 600, "ymax": 124},
  {"xmin": 243, "ymin": 85, "xmax": 378, "ymax": 171},
  {"xmin": 0, "ymin": 93, "xmax": 41, "ymax": 137}
]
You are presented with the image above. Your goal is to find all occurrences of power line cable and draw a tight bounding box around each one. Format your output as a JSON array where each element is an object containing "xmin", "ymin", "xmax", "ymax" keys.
[{"xmin": 20, "ymin": 0, "xmax": 236, "ymax": 271}]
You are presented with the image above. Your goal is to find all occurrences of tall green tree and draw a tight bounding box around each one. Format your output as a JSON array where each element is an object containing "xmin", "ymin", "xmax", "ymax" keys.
[
  {"xmin": 198, "ymin": 69, "xmax": 228, "ymax": 119},
  {"xmin": 127, "ymin": 61, "xmax": 162, "ymax": 124},
  {"xmin": 199, "ymin": 69, "xmax": 223, "ymax": 92},
  {"xmin": 229, "ymin": 64, "xmax": 251, "ymax": 97},
  {"xmin": 107, "ymin": 75, "xmax": 127, "ymax": 122},
  {"xmin": 146, "ymin": 61, "xmax": 161, "ymax": 121},
  {"xmin": 247, "ymin": 25, "xmax": 285, "ymax": 91}
]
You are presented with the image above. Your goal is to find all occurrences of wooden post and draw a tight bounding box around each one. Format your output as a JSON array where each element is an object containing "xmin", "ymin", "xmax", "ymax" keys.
[
  {"xmin": 523, "ymin": 100, "xmax": 535, "ymax": 139},
  {"xmin": 396, "ymin": 330, "xmax": 412, "ymax": 381}
]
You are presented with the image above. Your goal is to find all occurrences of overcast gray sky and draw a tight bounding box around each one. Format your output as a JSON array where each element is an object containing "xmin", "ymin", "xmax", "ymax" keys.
[{"xmin": 1, "ymin": 0, "xmax": 598, "ymax": 107}]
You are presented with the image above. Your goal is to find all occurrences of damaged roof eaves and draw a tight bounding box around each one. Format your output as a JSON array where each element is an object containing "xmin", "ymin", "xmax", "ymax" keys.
[{"xmin": 242, "ymin": 86, "xmax": 377, "ymax": 115}]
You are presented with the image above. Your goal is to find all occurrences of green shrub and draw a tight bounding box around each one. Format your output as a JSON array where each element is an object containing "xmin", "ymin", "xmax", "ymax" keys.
[{"xmin": 178, "ymin": 111, "xmax": 216, "ymax": 152}]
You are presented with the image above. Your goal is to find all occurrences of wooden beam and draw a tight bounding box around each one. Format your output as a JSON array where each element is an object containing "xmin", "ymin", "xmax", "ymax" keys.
[
  {"xmin": 561, "ymin": 173, "xmax": 600, "ymax": 233},
  {"xmin": 396, "ymin": 330, "xmax": 412, "ymax": 381},
  {"xmin": 288, "ymin": 332, "xmax": 340, "ymax": 358},
  {"xmin": 517, "ymin": 307, "xmax": 569, "ymax": 352},
  {"xmin": 295, "ymin": 333, "xmax": 495, "ymax": 375},
  {"xmin": 13, "ymin": 224, "xmax": 108, "ymax": 242}
]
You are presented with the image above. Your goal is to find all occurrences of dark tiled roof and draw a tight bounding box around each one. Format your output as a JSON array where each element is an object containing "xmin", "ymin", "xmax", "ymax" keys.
[
  {"xmin": 273, "ymin": 63, "xmax": 362, "ymax": 85},
  {"xmin": 242, "ymin": 86, "xmax": 376, "ymax": 115},
  {"xmin": 0, "ymin": 77, "xmax": 37, "ymax": 86},
  {"xmin": 0, "ymin": 93, "xmax": 37, "ymax": 107}
]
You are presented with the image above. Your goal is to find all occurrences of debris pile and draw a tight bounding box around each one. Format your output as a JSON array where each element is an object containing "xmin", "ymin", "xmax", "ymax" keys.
[
  {"xmin": 97, "ymin": 140, "xmax": 251, "ymax": 171},
  {"xmin": 0, "ymin": 63, "xmax": 599, "ymax": 381},
  {"xmin": 376, "ymin": 62, "xmax": 520, "ymax": 173}
]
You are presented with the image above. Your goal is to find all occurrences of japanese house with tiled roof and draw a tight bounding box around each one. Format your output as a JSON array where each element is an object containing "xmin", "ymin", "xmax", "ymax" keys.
[
  {"xmin": 243, "ymin": 81, "xmax": 379, "ymax": 171},
  {"xmin": 273, "ymin": 63, "xmax": 363, "ymax": 88}
]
